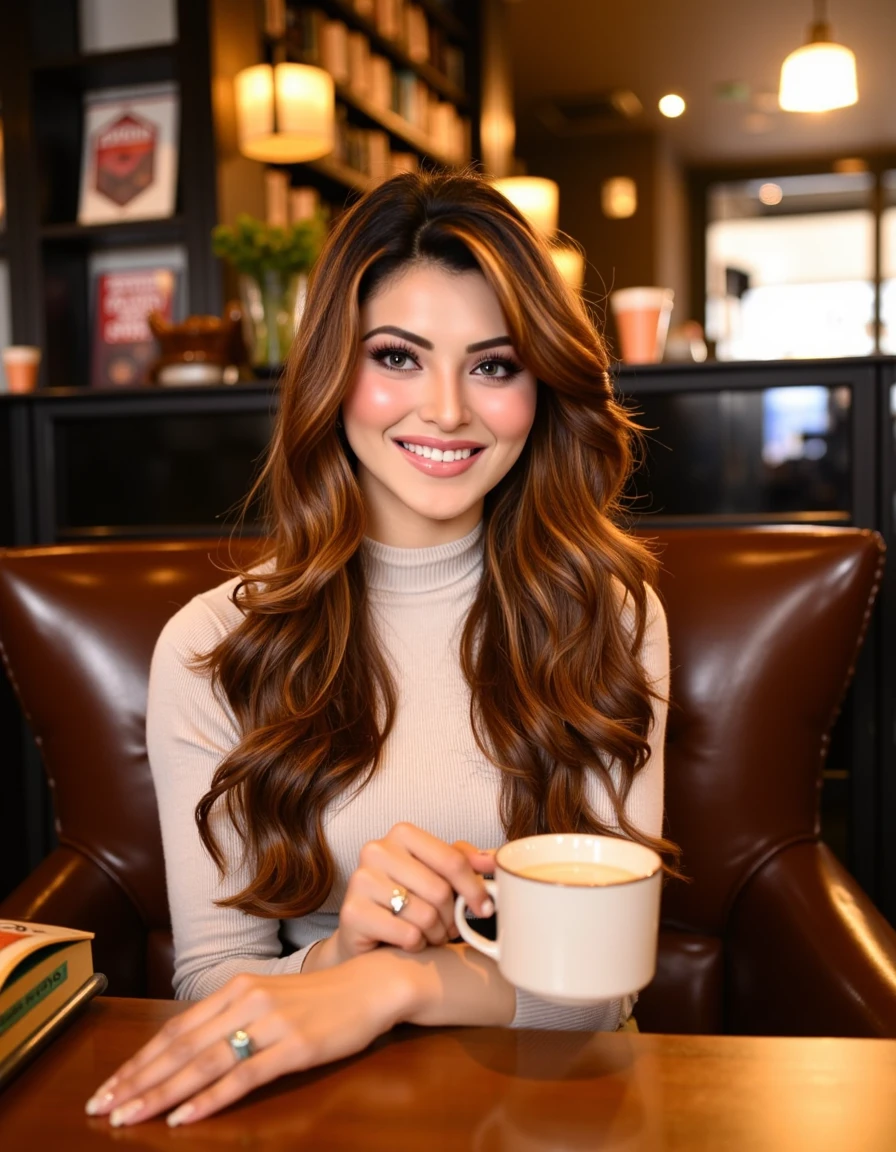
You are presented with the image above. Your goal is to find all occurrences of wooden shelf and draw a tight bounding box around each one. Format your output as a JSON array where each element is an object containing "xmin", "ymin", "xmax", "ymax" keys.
[
  {"xmin": 40, "ymin": 217, "xmax": 186, "ymax": 249},
  {"xmin": 416, "ymin": 0, "xmax": 470, "ymax": 42},
  {"xmin": 316, "ymin": 0, "xmax": 469, "ymax": 108},
  {"xmin": 32, "ymin": 45, "xmax": 177, "ymax": 89},
  {"xmin": 305, "ymin": 155, "xmax": 374, "ymax": 193},
  {"xmin": 335, "ymin": 84, "xmax": 459, "ymax": 169}
]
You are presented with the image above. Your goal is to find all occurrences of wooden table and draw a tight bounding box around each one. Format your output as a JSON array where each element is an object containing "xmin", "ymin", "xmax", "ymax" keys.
[{"xmin": 1, "ymin": 997, "xmax": 895, "ymax": 1149}]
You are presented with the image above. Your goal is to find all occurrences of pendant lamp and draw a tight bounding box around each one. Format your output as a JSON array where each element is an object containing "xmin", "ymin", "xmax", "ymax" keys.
[
  {"xmin": 492, "ymin": 177, "xmax": 560, "ymax": 237},
  {"xmin": 235, "ymin": 62, "xmax": 335, "ymax": 163},
  {"xmin": 778, "ymin": 0, "xmax": 858, "ymax": 113}
]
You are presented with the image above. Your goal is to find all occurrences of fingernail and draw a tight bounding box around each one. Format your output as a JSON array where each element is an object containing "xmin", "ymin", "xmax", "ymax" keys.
[
  {"xmin": 85, "ymin": 1090, "xmax": 115, "ymax": 1116},
  {"xmin": 167, "ymin": 1103, "xmax": 196, "ymax": 1128},
  {"xmin": 110, "ymin": 1099, "xmax": 145, "ymax": 1127},
  {"xmin": 480, "ymin": 898, "xmax": 495, "ymax": 917}
]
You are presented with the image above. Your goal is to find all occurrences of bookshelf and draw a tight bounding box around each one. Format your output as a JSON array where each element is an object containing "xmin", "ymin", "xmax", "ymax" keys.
[
  {"xmin": 0, "ymin": 0, "xmax": 219, "ymax": 391},
  {"xmin": 0, "ymin": 0, "xmax": 483, "ymax": 390},
  {"xmin": 273, "ymin": 0, "xmax": 480, "ymax": 201}
]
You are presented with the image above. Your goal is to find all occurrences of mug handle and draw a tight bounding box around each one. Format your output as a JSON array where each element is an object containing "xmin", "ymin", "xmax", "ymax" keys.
[{"xmin": 454, "ymin": 879, "xmax": 499, "ymax": 959}]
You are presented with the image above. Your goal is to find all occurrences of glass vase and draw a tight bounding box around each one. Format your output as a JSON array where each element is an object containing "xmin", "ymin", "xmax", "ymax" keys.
[{"xmin": 239, "ymin": 269, "xmax": 307, "ymax": 371}]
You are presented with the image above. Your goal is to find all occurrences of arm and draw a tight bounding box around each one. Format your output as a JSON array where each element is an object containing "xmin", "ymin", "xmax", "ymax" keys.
[{"xmin": 147, "ymin": 588, "xmax": 320, "ymax": 999}]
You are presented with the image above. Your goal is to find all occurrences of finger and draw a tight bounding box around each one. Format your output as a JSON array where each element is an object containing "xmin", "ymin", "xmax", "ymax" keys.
[
  {"xmin": 165, "ymin": 1043, "xmax": 290, "ymax": 1126},
  {"xmin": 89, "ymin": 979, "xmax": 269, "ymax": 1118},
  {"xmin": 363, "ymin": 858, "xmax": 457, "ymax": 939},
  {"xmin": 342, "ymin": 888, "xmax": 431, "ymax": 952},
  {"xmin": 89, "ymin": 975, "xmax": 255, "ymax": 1099},
  {"xmin": 386, "ymin": 824, "xmax": 494, "ymax": 918},
  {"xmin": 454, "ymin": 841, "xmax": 498, "ymax": 876},
  {"xmin": 103, "ymin": 1005, "xmax": 281, "ymax": 1126},
  {"xmin": 375, "ymin": 871, "xmax": 454, "ymax": 945}
]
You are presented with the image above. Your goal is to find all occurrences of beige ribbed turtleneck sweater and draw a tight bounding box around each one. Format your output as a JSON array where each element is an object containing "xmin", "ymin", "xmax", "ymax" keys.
[{"xmin": 147, "ymin": 523, "xmax": 669, "ymax": 1030}]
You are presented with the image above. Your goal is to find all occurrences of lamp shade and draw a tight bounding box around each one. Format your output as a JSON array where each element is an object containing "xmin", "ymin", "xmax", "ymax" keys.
[
  {"xmin": 550, "ymin": 245, "xmax": 585, "ymax": 292},
  {"xmin": 779, "ymin": 38, "xmax": 858, "ymax": 112},
  {"xmin": 601, "ymin": 177, "xmax": 637, "ymax": 220},
  {"xmin": 493, "ymin": 176, "xmax": 559, "ymax": 236},
  {"xmin": 235, "ymin": 63, "xmax": 335, "ymax": 163}
]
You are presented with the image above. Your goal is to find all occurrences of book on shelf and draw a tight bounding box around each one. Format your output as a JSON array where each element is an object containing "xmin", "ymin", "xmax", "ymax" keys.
[
  {"xmin": 77, "ymin": 84, "xmax": 180, "ymax": 226},
  {"xmin": 90, "ymin": 262, "xmax": 182, "ymax": 388},
  {"xmin": 79, "ymin": 0, "xmax": 177, "ymax": 52},
  {"xmin": 0, "ymin": 119, "xmax": 5, "ymax": 229},
  {"xmin": 0, "ymin": 920, "xmax": 107, "ymax": 1090},
  {"xmin": 264, "ymin": 168, "xmax": 290, "ymax": 227},
  {"xmin": 347, "ymin": 31, "xmax": 373, "ymax": 98}
]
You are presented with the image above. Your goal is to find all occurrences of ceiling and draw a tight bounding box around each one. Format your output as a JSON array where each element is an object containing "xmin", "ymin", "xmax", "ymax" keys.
[{"xmin": 503, "ymin": 0, "xmax": 896, "ymax": 164}]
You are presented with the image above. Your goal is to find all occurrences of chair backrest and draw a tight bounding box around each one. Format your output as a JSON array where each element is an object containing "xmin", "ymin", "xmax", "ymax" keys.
[
  {"xmin": 633, "ymin": 526, "xmax": 883, "ymax": 1031},
  {"xmin": 0, "ymin": 528, "xmax": 884, "ymax": 1022}
]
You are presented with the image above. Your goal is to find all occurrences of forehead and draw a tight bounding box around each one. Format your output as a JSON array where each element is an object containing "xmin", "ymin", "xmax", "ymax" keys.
[{"xmin": 361, "ymin": 262, "xmax": 504, "ymax": 327}]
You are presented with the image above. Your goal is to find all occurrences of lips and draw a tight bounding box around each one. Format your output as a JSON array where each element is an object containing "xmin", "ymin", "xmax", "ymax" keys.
[
  {"xmin": 394, "ymin": 439, "xmax": 485, "ymax": 477},
  {"xmin": 393, "ymin": 436, "xmax": 486, "ymax": 451}
]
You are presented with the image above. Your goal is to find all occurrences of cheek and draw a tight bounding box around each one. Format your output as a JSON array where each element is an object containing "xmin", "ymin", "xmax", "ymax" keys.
[
  {"xmin": 478, "ymin": 381, "xmax": 538, "ymax": 443},
  {"xmin": 342, "ymin": 367, "xmax": 408, "ymax": 434}
]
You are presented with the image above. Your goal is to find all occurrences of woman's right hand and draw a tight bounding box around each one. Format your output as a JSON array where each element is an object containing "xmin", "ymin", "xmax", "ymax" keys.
[{"xmin": 305, "ymin": 822, "xmax": 495, "ymax": 970}]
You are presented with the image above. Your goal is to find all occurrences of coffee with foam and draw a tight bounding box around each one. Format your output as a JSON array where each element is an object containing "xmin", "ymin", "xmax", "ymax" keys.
[{"xmin": 516, "ymin": 861, "xmax": 637, "ymax": 886}]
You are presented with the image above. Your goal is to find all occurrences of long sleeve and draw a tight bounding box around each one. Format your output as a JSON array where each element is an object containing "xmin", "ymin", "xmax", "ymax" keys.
[
  {"xmin": 147, "ymin": 584, "xmax": 321, "ymax": 1000},
  {"xmin": 509, "ymin": 583, "xmax": 670, "ymax": 1029}
]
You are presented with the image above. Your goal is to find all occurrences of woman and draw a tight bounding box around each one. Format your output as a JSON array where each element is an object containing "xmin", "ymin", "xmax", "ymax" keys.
[{"xmin": 85, "ymin": 170, "xmax": 675, "ymax": 1128}]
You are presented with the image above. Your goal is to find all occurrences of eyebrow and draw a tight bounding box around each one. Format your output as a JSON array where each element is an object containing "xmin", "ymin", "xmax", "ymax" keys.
[{"xmin": 361, "ymin": 325, "xmax": 513, "ymax": 354}]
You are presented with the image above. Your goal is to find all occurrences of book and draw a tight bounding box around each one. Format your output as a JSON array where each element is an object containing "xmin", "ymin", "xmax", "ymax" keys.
[
  {"xmin": 91, "ymin": 264, "xmax": 181, "ymax": 388},
  {"xmin": 79, "ymin": 0, "xmax": 177, "ymax": 52},
  {"xmin": 77, "ymin": 84, "xmax": 179, "ymax": 225},
  {"xmin": 0, "ymin": 920, "xmax": 107, "ymax": 1090}
]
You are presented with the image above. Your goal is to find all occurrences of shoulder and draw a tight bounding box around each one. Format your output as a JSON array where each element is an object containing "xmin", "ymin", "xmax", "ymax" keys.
[
  {"xmin": 153, "ymin": 573, "xmax": 246, "ymax": 669},
  {"xmin": 613, "ymin": 578, "xmax": 667, "ymax": 639}
]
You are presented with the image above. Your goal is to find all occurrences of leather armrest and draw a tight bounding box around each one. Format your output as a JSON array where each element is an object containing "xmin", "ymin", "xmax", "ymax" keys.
[
  {"xmin": 726, "ymin": 841, "xmax": 896, "ymax": 1037},
  {"xmin": 0, "ymin": 846, "xmax": 148, "ymax": 996}
]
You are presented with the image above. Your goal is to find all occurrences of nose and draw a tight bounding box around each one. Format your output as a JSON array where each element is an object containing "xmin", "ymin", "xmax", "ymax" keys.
[{"xmin": 418, "ymin": 367, "xmax": 471, "ymax": 430}]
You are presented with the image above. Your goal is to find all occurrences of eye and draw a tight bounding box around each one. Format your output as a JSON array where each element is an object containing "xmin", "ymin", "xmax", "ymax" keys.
[
  {"xmin": 369, "ymin": 342, "xmax": 420, "ymax": 372},
  {"xmin": 472, "ymin": 355, "xmax": 523, "ymax": 380}
]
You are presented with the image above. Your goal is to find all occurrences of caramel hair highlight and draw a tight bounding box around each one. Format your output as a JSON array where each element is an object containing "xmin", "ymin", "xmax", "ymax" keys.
[{"xmin": 195, "ymin": 171, "xmax": 679, "ymax": 918}]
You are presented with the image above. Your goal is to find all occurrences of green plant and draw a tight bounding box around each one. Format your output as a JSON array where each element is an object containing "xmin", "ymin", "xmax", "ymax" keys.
[{"xmin": 211, "ymin": 212, "xmax": 328, "ymax": 281}]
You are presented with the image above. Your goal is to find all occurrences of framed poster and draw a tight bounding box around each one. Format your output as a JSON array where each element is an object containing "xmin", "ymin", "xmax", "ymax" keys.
[
  {"xmin": 89, "ymin": 249, "xmax": 184, "ymax": 388},
  {"xmin": 77, "ymin": 84, "xmax": 179, "ymax": 225}
]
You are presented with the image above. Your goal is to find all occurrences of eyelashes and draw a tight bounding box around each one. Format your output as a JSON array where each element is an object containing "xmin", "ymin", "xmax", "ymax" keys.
[
  {"xmin": 368, "ymin": 340, "xmax": 418, "ymax": 370},
  {"xmin": 367, "ymin": 341, "xmax": 524, "ymax": 380},
  {"xmin": 471, "ymin": 352, "xmax": 524, "ymax": 380}
]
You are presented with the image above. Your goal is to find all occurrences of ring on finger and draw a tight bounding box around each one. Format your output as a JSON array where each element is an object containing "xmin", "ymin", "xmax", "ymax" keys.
[
  {"xmin": 227, "ymin": 1029, "xmax": 254, "ymax": 1062},
  {"xmin": 389, "ymin": 886, "xmax": 410, "ymax": 915}
]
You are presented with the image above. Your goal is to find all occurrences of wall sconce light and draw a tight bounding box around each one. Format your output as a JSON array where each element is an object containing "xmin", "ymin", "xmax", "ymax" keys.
[
  {"xmin": 550, "ymin": 244, "xmax": 585, "ymax": 293},
  {"xmin": 235, "ymin": 62, "xmax": 335, "ymax": 163},
  {"xmin": 493, "ymin": 176, "xmax": 560, "ymax": 237},
  {"xmin": 601, "ymin": 177, "xmax": 637, "ymax": 219},
  {"xmin": 778, "ymin": 1, "xmax": 858, "ymax": 112}
]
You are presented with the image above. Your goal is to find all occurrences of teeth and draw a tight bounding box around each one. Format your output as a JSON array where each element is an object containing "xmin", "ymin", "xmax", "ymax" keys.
[{"xmin": 399, "ymin": 442, "xmax": 474, "ymax": 461}]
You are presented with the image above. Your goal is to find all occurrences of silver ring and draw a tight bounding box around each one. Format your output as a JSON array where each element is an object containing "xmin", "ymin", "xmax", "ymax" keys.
[
  {"xmin": 228, "ymin": 1029, "xmax": 254, "ymax": 1062},
  {"xmin": 389, "ymin": 886, "xmax": 410, "ymax": 915}
]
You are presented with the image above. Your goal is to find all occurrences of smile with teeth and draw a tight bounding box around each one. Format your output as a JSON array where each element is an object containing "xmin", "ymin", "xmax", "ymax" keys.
[{"xmin": 398, "ymin": 441, "xmax": 482, "ymax": 462}]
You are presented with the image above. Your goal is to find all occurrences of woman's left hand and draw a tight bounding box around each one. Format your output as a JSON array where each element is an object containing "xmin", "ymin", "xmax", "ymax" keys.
[{"xmin": 84, "ymin": 952, "xmax": 414, "ymax": 1128}]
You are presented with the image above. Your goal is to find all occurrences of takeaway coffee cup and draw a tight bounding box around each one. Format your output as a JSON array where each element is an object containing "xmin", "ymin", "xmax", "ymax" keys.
[
  {"xmin": 454, "ymin": 833, "xmax": 662, "ymax": 1004},
  {"xmin": 2, "ymin": 345, "xmax": 42, "ymax": 393},
  {"xmin": 610, "ymin": 287, "xmax": 675, "ymax": 364}
]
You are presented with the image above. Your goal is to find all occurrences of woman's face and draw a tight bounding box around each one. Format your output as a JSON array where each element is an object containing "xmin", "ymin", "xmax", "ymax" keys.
[{"xmin": 343, "ymin": 262, "xmax": 538, "ymax": 547}]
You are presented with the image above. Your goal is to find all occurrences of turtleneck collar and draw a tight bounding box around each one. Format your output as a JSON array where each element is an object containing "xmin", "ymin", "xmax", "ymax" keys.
[{"xmin": 362, "ymin": 522, "xmax": 484, "ymax": 594}]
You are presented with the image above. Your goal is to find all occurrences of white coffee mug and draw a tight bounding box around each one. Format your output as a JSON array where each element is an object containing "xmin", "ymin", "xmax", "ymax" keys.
[{"xmin": 454, "ymin": 833, "xmax": 662, "ymax": 1004}]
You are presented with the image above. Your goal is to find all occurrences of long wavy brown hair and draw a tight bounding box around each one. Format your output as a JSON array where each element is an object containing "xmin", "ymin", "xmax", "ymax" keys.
[{"xmin": 196, "ymin": 170, "xmax": 679, "ymax": 917}]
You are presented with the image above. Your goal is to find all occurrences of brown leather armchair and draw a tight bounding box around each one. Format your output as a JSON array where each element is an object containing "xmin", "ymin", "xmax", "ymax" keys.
[{"xmin": 1, "ymin": 528, "xmax": 894, "ymax": 1036}]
